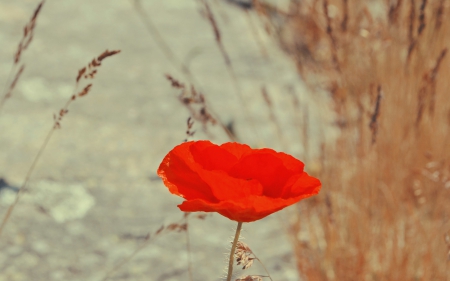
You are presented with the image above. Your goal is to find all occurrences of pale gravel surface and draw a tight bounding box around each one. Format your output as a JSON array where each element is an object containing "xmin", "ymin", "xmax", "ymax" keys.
[{"xmin": 0, "ymin": 1, "xmax": 334, "ymax": 280}]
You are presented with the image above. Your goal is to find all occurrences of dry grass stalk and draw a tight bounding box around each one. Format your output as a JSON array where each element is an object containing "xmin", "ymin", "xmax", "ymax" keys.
[
  {"xmin": 243, "ymin": 9, "xmax": 269, "ymax": 58},
  {"xmin": 165, "ymin": 74, "xmax": 238, "ymax": 141},
  {"xmin": 369, "ymin": 85, "xmax": 382, "ymax": 144},
  {"xmin": 233, "ymin": 241, "xmax": 273, "ymax": 281},
  {"xmin": 255, "ymin": 0, "xmax": 450, "ymax": 279},
  {"xmin": 235, "ymin": 275, "xmax": 264, "ymax": 281},
  {"xmin": 445, "ymin": 233, "xmax": 450, "ymax": 261},
  {"xmin": 199, "ymin": 0, "xmax": 262, "ymax": 141},
  {"xmin": 201, "ymin": 0, "xmax": 227, "ymax": 61},
  {"xmin": 54, "ymin": 50, "xmax": 120, "ymax": 129},
  {"xmin": 166, "ymin": 74, "xmax": 217, "ymax": 130},
  {"xmin": 0, "ymin": 0, "xmax": 45, "ymax": 114},
  {"xmin": 235, "ymin": 241, "xmax": 255, "ymax": 270},
  {"xmin": 13, "ymin": 0, "xmax": 45, "ymax": 65},
  {"xmin": 101, "ymin": 212, "xmax": 208, "ymax": 281},
  {"xmin": 134, "ymin": 0, "xmax": 244, "ymax": 141},
  {"xmin": 0, "ymin": 49, "xmax": 120, "ymax": 237},
  {"xmin": 133, "ymin": 0, "xmax": 240, "ymax": 141},
  {"xmin": 132, "ymin": 0, "xmax": 201, "ymax": 87},
  {"xmin": 261, "ymin": 86, "xmax": 286, "ymax": 149},
  {"xmin": 223, "ymin": 0, "xmax": 269, "ymax": 57},
  {"xmin": 416, "ymin": 48, "xmax": 447, "ymax": 126},
  {"xmin": 287, "ymin": 86, "xmax": 311, "ymax": 162},
  {"xmin": 435, "ymin": 0, "xmax": 445, "ymax": 30},
  {"xmin": 322, "ymin": 0, "xmax": 340, "ymax": 71},
  {"xmin": 388, "ymin": 0, "xmax": 402, "ymax": 24},
  {"xmin": 417, "ymin": 0, "xmax": 427, "ymax": 35},
  {"xmin": 184, "ymin": 213, "xmax": 194, "ymax": 281},
  {"xmin": 166, "ymin": 74, "xmax": 185, "ymax": 89},
  {"xmin": 0, "ymin": 65, "xmax": 25, "ymax": 111},
  {"xmin": 341, "ymin": 0, "xmax": 349, "ymax": 31},
  {"xmin": 184, "ymin": 116, "xmax": 196, "ymax": 142},
  {"xmin": 135, "ymin": 0, "xmax": 246, "ymax": 142}
]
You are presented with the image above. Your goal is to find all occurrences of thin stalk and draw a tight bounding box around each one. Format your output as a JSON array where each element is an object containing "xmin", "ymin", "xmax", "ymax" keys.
[
  {"xmin": 0, "ymin": 49, "xmax": 119, "ymax": 237},
  {"xmin": 132, "ymin": 0, "xmax": 196, "ymax": 84},
  {"xmin": 200, "ymin": 0, "xmax": 263, "ymax": 143},
  {"xmin": 0, "ymin": 128, "xmax": 55, "ymax": 236},
  {"xmin": 185, "ymin": 215, "xmax": 193, "ymax": 281},
  {"xmin": 101, "ymin": 215, "xmax": 187, "ymax": 281},
  {"xmin": 255, "ymin": 257, "xmax": 274, "ymax": 281},
  {"xmin": 227, "ymin": 221, "xmax": 243, "ymax": 281},
  {"xmin": 132, "ymin": 0, "xmax": 237, "ymax": 142},
  {"xmin": 244, "ymin": 10, "xmax": 268, "ymax": 58},
  {"xmin": 0, "ymin": 97, "xmax": 72, "ymax": 237},
  {"xmin": 0, "ymin": 64, "xmax": 19, "ymax": 114}
]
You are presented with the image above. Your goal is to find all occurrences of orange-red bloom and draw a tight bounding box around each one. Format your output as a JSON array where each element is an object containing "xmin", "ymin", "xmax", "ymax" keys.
[{"xmin": 157, "ymin": 141, "xmax": 321, "ymax": 222}]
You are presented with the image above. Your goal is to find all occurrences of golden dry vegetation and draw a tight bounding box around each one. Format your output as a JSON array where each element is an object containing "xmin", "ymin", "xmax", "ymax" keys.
[{"xmin": 255, "ymin": 0, "xmax": 450, "ymax": 279}]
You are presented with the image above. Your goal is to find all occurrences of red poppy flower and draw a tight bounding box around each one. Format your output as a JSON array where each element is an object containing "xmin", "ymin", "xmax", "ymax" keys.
[{"xmin": 157, "ymin": 140, "xmax": 321, "ymax": 222}]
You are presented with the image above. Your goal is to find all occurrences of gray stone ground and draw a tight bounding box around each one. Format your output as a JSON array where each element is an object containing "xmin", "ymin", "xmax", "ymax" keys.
[{"xmin": 0, "ymin": 1, "xmax": 334, "ymax": 280}]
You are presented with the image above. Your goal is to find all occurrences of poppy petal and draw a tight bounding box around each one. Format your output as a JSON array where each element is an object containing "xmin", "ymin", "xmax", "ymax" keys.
[
  {"xmin": 290, "ymin": 172, "xmax": 322, "ymax": 196},
  {"xmin": 273, "ymin": 151, "xmax": 305, "ymax": 173},
  {"xmin": 196, "ymin": 169, "xmax": 263, "ymax": 200},
  {"xmin": 178, "ymin": 193, "xmax": 317, "ymax": 222},
  {"xmin": 190, "ymin": 141, "xmax": 239, "ymax": 172},
  {"xmin": 219, "ymin": 142, "xmax": 252, "ymax": 159},
  {"xmin": 282, "ymin": 172, "xmax": 321, "ymax": 198},
  {"xmin": 229, "ymin": 150, "xmax": 294, "ymax": 198},
  {"xmin": 157, "ymin": 142, "xmax": 218, "ymax": 202}
]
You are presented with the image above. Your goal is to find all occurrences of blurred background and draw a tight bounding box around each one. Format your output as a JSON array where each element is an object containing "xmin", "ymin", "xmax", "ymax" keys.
[{"xmin": 0, "ymin": 0, "xmax": 449, "ymax": 280}]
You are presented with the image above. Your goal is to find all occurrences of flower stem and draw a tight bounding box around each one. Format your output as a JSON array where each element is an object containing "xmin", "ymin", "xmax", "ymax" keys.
[{"xmin": 226, "ymin": 221, "xmax": 243, "ymax": 281}]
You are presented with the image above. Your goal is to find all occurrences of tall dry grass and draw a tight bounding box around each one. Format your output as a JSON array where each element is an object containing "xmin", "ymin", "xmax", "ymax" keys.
[{"xmin": 255, "ymin": 0, "xmax": 450, "ymax": 280}]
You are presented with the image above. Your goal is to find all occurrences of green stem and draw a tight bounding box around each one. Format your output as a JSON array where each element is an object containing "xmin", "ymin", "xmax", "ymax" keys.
[{"xmin": 227, "ymin": 221, "xmax": 243, "ymax": 281}]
